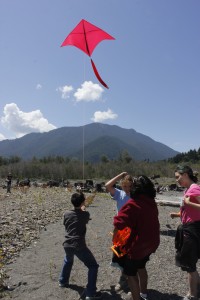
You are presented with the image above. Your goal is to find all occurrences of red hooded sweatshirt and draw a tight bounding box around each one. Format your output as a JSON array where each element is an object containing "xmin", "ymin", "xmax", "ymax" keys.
[{"xmin": 113, "ymin": 195, "xmax": 160, "ymax": 260}]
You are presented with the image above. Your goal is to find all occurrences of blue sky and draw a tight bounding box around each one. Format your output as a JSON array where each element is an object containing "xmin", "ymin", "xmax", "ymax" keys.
[{"xmin": 0, "ymin": 0, "xmax": 199, "ymax": 153}]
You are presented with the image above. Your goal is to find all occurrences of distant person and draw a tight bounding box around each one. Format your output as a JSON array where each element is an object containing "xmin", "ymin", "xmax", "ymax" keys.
[
  {"xmin": 59, "ymin": 192, "xmax": 102, "ymax": 300},
  {"xmin": 105, "ymin": 172, "xmax": 133, "ymax": 292},
  {"xmin": 113, "ymin": 175, "xmax": 160, "ymax": 300},
  {"xmin": 26, "ymin": 178, "xmax": 31, "ymax": 187},
  {"xmin": 5, "ymin": 173, "xmax": 12, "ymax": 193},
  {"xmin": 170, "ymin": 165, "xmax": 200, "ymax": 300}
]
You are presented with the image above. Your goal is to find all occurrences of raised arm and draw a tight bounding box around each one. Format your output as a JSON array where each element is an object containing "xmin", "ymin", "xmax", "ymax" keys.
[{"xmin": 105, "ymin": 172, "xmax": 128, "ymax": 196}]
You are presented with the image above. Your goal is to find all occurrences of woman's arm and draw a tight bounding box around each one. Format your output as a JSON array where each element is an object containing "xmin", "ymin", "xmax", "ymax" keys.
[
  {"xmin": 170, "ymin": 211, "xmax": 181, "ymax": 219},
  {"xmin": 184, "ymin": 195, "xmax": 200, "ymax": 210}
]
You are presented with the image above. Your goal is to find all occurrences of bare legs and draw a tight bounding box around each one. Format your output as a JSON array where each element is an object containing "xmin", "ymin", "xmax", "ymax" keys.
[
  {"xmin": 188, "ymin": 270, "xmax": 200, "ymax": 297},
  {"xmin": 127, "ymin": 267, "xmax": 148, "ymax": 300},
  {"xmin": 127, "ymin": 276, "xmax": 140, "ymax": 300},
  {"xmin": 138, "ymin": 268, "xmax": 148, "ymax": 294}
]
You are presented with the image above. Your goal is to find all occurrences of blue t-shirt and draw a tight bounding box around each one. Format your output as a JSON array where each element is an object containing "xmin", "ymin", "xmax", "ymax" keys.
[{"xmin": 112, "ymin": 188, "xmax": 130, "ymax": 212}]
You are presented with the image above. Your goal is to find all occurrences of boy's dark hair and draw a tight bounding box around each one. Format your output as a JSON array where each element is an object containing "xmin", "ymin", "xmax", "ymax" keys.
[
  {"xmin": 71, "ymin": 192, "xmax": 85, "ymax": 208},
  {"xmin": 130, "ymin": 175, "xmax": 156, "ymax": 199}
]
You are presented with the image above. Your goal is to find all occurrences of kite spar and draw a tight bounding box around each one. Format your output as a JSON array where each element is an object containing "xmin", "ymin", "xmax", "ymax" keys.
[{"xmin": 61, "ymin": 19, "xmax": 115, "ymax": 88}]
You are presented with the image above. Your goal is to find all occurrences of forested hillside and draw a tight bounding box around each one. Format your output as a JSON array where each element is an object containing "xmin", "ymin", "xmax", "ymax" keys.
[
  {"xmin": 0, "ymin": 147, "xmax": 199, "ymax": 181},
  {"xmin": 0, "ymin": 123, "xmax": 178, "ymax": 162}
]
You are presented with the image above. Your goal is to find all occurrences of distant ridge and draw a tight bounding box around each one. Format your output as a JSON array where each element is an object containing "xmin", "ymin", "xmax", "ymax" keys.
[{"xmin": 0, "ymin": 123, "xmax": 179, "ymax": 161}]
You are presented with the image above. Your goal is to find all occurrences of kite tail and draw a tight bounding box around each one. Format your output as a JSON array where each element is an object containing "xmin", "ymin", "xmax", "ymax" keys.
[{"xmin": 91, "ymin": 59, "xmax": 109, "ymax": 89}]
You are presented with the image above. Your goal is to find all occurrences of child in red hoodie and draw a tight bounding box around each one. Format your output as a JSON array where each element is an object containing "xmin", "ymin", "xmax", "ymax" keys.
[{"xmin": 113, "ymin": 175, "xmax": 160, "ymax": 300}]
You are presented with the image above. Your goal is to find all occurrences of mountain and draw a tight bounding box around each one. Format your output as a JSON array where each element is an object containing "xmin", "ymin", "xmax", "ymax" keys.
[{"xmin": 0, "ymin": 123, "xmax": 179, "ymax": 162}]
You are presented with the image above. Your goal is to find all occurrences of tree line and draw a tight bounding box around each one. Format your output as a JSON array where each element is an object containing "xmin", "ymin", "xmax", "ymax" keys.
[
  {"xmin": 168, "ymin": 148, "xmax": 200, "ymax": 164},
  {"xmin": 0, "ymin": 148, "xmax": 200, "ymax": 182}
]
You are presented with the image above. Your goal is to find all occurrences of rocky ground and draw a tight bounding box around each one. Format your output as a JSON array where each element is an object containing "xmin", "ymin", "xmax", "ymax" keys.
[{"xmin": 0, "ymin": 186, "xmax": 199, "ymax": 300}]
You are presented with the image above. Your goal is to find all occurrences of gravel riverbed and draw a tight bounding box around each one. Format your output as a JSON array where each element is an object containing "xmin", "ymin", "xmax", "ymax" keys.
[{"xmin": 0, "ymin": 187, "xmax": 198, "ymax": 300}]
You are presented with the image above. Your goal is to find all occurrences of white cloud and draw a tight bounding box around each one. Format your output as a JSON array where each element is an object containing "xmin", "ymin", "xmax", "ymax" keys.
[
  {"xmin": 36, "ymin": 83, "xmax": 42, "ymax": 90},
  {"xmin": 0, "ymin": 133, "xmax": 6, "ymax": 141},
  {"xmin": 56, "ymin": 85, "xmax": 73, "ymax": 99},
  {"xmin": 91, "ymin": 109, "xmax": 118, "ymax": 123},
  {"xmin": 1, "ymin": 103, "xmax": 56, "ymax": 138},
  {"xmin": 74, "ymin": 81, "xmax": 104, "ymax": 102}
]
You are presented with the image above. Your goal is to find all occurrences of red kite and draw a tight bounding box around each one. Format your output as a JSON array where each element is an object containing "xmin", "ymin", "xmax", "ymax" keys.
[{"xmin": 61, "ymin": 19, "xmax": 115, "ymax": 89}]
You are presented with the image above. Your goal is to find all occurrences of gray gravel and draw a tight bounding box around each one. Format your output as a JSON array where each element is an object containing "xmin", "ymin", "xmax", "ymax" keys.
[{"xmin": 1, "ymin": 190, "xmax": 197, "ymax": 300}]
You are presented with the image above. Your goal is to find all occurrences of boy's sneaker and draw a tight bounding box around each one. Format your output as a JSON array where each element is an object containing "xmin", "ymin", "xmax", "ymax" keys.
[
  {"xmin": 114, "ymin": 282, "xmax": 125, "ymax": 292},
  {"xmin": 123, "ymin": 292, "xmax": 132, "ymax": 300},
  {"xmin": 114, "ymin": 280, "xmax": 129, "ymax": 292},
  {"xmin": 123, "ymin": 292, "xmax": 149, "ymax": 300},
  {"xmin": 85, "ymin": 291, "xmax": 102, "ymax": 299},
  {"xmin": 58, "ymin": 282, "xmax": 69, "ymax": 288}
]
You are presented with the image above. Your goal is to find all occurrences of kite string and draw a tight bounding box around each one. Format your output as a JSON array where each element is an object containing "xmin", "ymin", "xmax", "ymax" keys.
[
  {"xmin": 82, "ymin": 120, "xmax": 85, "ymax": 181},
  {"xmin": 82, "ymin": 54, "xmax": 86, "ymax": 181}
]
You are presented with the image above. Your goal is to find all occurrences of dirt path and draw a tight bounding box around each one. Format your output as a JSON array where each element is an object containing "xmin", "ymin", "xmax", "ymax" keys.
[{"xmin": 1, "ymin": 192, "xmax": 197, "ymax": 300}]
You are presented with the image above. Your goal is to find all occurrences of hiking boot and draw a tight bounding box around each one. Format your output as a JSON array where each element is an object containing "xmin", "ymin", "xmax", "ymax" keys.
[{"xmin": 85, "ymin": 291, "xmax": 102, "ymax": 299}]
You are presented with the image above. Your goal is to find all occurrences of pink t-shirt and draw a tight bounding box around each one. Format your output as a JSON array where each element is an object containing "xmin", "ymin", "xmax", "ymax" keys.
[{"xmin": 180, "ymin": 184, "xmax": 200, "ymax": 224}]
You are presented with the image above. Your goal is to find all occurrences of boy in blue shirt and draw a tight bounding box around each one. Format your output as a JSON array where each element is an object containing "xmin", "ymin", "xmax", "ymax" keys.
[{"xmin": 105, "ymin": 172, "xmax": 133, "ymax": 291}]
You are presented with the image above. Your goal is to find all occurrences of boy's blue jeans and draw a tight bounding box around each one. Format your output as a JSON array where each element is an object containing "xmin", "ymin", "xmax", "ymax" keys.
[{"xmin": 59, "ymin": 246, "xmax": 99, "ymax": 297}]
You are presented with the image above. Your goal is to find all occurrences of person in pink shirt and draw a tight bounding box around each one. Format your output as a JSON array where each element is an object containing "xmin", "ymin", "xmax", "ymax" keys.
[{"xmin": 170, "ymin": 165, "xmax": 200, "ymax": 300}]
